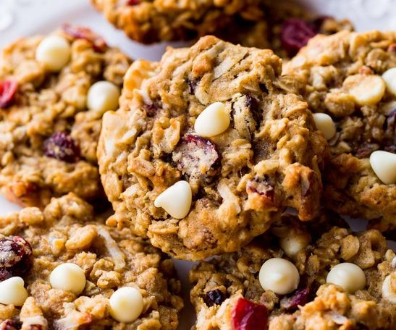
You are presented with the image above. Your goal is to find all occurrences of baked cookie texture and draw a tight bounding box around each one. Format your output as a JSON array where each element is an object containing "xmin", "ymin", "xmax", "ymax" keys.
[
  {"xmin": 90, "ymin": 0, "xmax": 265, "ymax": 44},
  {"xmin": 0, "ymin": 193, "xmax": 183, "ymax": 329},
  {"xmin": 284, "ymin": 30, "xmax": 396, "ymax": 228},
  {"xmin": 0, "ymin": 27, "xmax": 131, "ymax": 208},
  {"xmin": 190, "ymin": 213, "xmax": 396, "ymax": 330},
  {"xmin": 98, "ymin": 36, "xmax": 328, "ymax": 260},
  {"xmin": 90, "ymin": 0, "xmax": 352, "ymax": 57}
]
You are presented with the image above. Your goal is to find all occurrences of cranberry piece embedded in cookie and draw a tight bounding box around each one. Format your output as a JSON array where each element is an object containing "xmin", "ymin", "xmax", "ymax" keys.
[
  {"xmin": 204, "ymin": 289, "xmax": 226, "ymax": 307},
  {"xmin": 0, "ymin": 236, "xmax": 33, "ymax": 279},
  {"xmin": 0, "ymin": 320, "xmax": 22, "ymax": 330},
  {"xmin": 280, "ymin": 19, "xmax": 317, "ymax": 55},
  {"xmin": 43, "ymin": 132, "xmax": 80, "ymax": 163},
  {"xmin": 127, "ymin": 0, "xmax": 140, "ymax": 5},
  {"xmin": 280, "ymin": 287, "xmax": 311, "ymax": 311},
  {"xmin": 0, "ymin": 80, "xmax": 18, "ymax": 108},
  {"xmin": 246, "ymin": 178, "xmax": 274, "ymax": 205},
  {"xmin": 173, "ymin": 134, "xmax": 220, "ymax": 180},
  {"xmin": 62, "ymin": 24, "xmax": 107, "ymax": 52},
  {"xmin": 231, "ymin": 298, "xmax": 268, "ymax": 330}
]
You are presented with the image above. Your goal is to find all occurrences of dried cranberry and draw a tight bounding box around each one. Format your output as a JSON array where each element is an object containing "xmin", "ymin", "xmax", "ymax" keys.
[
  {"xmin": 231, "ymin": 298, "xmax": 268, "ymax": 330},
  {"xmin": 246, "ymin": 178, "xmax": 274, "ymax": 204},
  {"xmin": 204, "ymin": 289, "xmax": 226, "ymax": 307},
  {"xmin": 0, "ymin": 320, "xmax": 21, "ymax": 330},
  {"xmin": 0, "ymin": 236, "xmax": 32, "ymax": 280},
  {"xmin": 173, "ymin": 134, "xmax": 220, "ymax": 180},
  {"xmin": 43, "ymin": 132, "xmax": 80, "ymax": 163},
  {"xmin": 62, "ymin": 24, "xmax": 107, "ymax": 52},
  {"xmin": 127, "ymin": 0, "xmax": 140, "ymax": 5},
  {"xmin": 280, "ymin": 18, "xmax": 317, "ymax": 55},
  {"xmin": 0, "ymin": 80, "xmax": 18, "ymax": 108},
  {"xmin": 280, "ymin": 287, "xmax": 311, "ymax": 311}
]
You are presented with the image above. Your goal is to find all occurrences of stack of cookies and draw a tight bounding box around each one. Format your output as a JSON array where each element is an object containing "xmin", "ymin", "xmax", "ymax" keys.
[{"xmin": 0, "ymin": 1, "xmax": 395, "ymax": 329}]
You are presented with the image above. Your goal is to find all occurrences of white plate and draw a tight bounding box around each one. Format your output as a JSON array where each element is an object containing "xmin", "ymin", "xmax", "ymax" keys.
[{"xmin": 0, "ymin": 1, "xmax": 395, "ymax": 329}]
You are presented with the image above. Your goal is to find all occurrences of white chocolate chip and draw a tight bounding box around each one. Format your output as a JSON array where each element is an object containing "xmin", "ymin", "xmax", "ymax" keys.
[
  {"xmin": 50, "ymin": 263, "xmax": 86, "ymax": 295},
  {"xmin": 370, "ymin": 150, "xmax": 396, "ymax": 184},
  {"xmin": 194, "ymin": 102, "xmax": 230, "ymax": 137},
  {"xmin": 0, "ymin": 277, "xmax": 28, "ymax": 306},
  {"xmin": 382, "ymin": 274, "xmax": 396, "ymax": 303},
  {"xmin": 280, "ymin": 234, "xmax": 310, "ymax": 258},
  {"xmin": 343, "ymin": 74, "xmax": 385, "ymax": 106},
  {"xmin": 326, "ymin": 263, "xmax": 366, "ymax": 293},
  {"xmin": 109, "ymin": 287, "xmax": 143, "ymax": 323},
  {"xmin": 313, "ymin": 113, "xmax": 336, "ymax": 140},
  {"xmin": 382, "ymin": 68, "xmax": 396, "ymax": 96},
  {"xmin": 259, "ymin": 258, "xmax": 300, "ymax": 295},
  {"xmin": 36, "ymin": 35, "xmax": 71, "ymax": 71},
  {"xmin": 154, "ymin": 181, "xmax": 192, "ymax": 219},
  {"xmin": 87, "ymin": 81, "xmax": 121, "ymax": 113}
]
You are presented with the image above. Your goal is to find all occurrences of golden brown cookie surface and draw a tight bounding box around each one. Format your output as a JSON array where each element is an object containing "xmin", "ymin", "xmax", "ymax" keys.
[
  {"xmin": 0, "ymin": 26, "xmax": 131, "ymax": 208},
  {"xmin": 98, "ymin": 36, "xmax": 328, "ymax": 260},
  {"xmin": 0, "ymin": 193, "xmax": 183, "ymax": 329}
]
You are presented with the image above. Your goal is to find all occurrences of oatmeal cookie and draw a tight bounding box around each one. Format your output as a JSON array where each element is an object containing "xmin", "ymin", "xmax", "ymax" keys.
[
  {"xmin": 0, "ymin": 25, "xmax": 131, "ymax": 208},
  {"xmin": 90, "ymin": 0, "xmax": 265, "ymax": 44},
  {"xmin": 0, "ymin": 193, "xmax": 183, "ymax": 329},
  {"xmin": 90, "ymin": 0, "xmax": 352, "ymax": 57},
  {"xmin": 98, "ymin": 36, "xmax": 328, "ymax": 260},
  {"xmin": 190, "ymin": 213, "xmax": 396, "ymax": 330},
  {"xmin": 284, "ymin": 30, "xmax": 396, "ymax": 227}
]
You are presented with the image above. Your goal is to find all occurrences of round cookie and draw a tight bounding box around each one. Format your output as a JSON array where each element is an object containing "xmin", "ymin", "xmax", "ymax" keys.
[
  {"xmin": 190, "ymin": 213, "xmax": 396, "ymax": 330},
  {"xmin": 90, "ymin": 0, "xmax": 352, "ymax": 58},
  {"xmin": 0, "ymin": 25, "xmax": 131, "ymax": 208},
  {"xmin": 98, "ymin": 35, "xmax": 328, "ymax": 260},
  {"xmin": 284, "ymin": 30, "xmax": 396, "ymax": 228},
  {"xmin": 0, "ymin": 193, "xmax": 183, "ymax": 329},
  {"xmin": 90, "ymin": 0, "xmax": 266, "ymax": 44}
]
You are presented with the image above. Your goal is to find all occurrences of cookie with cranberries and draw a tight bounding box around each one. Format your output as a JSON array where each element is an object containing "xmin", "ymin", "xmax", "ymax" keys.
[
  {"xmin": 285, "ymin": 31, "xmax": 396, "ymax": 229},
  {"xmin": 190, "ymin": 213, "xmax": 396, "ymax": 330},
  {"xmin": 0, "ymin": 26, "xmax": 131, "ymax": 208},
  {"xmin": 90, "ymin": 0, "xmax": 352, "ymax": 58},
  {"xmin": 98, "ymin": 36, "xmax": 328, "ymax": 260},
  {"xmin": 0, "ymin": 194, "xmax": 183, "ymax": 329}
]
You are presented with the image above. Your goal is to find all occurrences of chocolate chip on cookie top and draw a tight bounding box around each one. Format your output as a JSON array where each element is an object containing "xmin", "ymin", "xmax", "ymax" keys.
[
  {"xmin": 0, "ymin": 194, "xmax": 183, "ymax": 329},
  {"xmin": 98, "ymin": 36, "xmax": 328, "ymax": 260},
  {"xmin": 190, "ymin": 213, "xmax": 396, "ymax": 330},
  {"xmin": 0, "ymin": 26, "xmax": 131, "ymax": 208},
  {"xmin": 285, "ymin": 30, "xmax": 396, "ymax": 228}
]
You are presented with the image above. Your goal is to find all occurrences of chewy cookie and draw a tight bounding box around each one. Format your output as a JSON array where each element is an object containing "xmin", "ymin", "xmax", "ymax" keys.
[
  {"xmin": 90, "ymin": 0, "xmax": 265, "ymax": 44},
  {"xmin": 0, "ymin": 26, "xmax": 131, "ymax": 208},
  {"xmin": 98, "ymin": 36, "xmax": 328, "ymax": 260},
  {"xmin": 190, "ymin": 213, "xmax": 396, "ymax": 330},
  {"xmin": 90, "ymin": 0, "xmax": 352, "ymax": 57},
  {"xmin": 284, "ymin": 30, "xmax": 396, "ymax": 228},
  {"xmin": 0, "ymin": 193, "xmax": 183, "ymax": 329}
]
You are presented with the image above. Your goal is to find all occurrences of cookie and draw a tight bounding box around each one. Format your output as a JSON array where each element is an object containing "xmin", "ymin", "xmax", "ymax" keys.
[
  {"xmin": 224, "ymin": 1, "xmax": 353, "ymax": 58},
  {"xmin": 0, "ymin": 25, "xmax": 131, "ymax": 208},
  {"xmin": 190, "ymin": 213, "xmax": 396, "ymax": 330},
  {"xmin": 98, "ymin": 36, "xmax": 328, "ymax": 260},
  {"xmin": 90, "ymin": 0, "xmax": 352, "ymax": 57},
  {"xmin": 90, "ymin": 0, "xmax": 265, "ymax": 44},
  {"xmin": 284, "ymin": 30, "xmax": 396, "ymax": 227},
  {"xmin": 0, "ymin": 193, "xmax": 183, "ymax": 329}
]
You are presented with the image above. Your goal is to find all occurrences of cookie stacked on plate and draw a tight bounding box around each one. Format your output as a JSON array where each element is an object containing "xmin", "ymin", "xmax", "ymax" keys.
[
  {"xmin": 0, "ymin": 26, "xmax": 184, "ymax": 329},
  {"xmin": 1, "ymin": 2, "xmax": 396, "ymax": 330}
]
